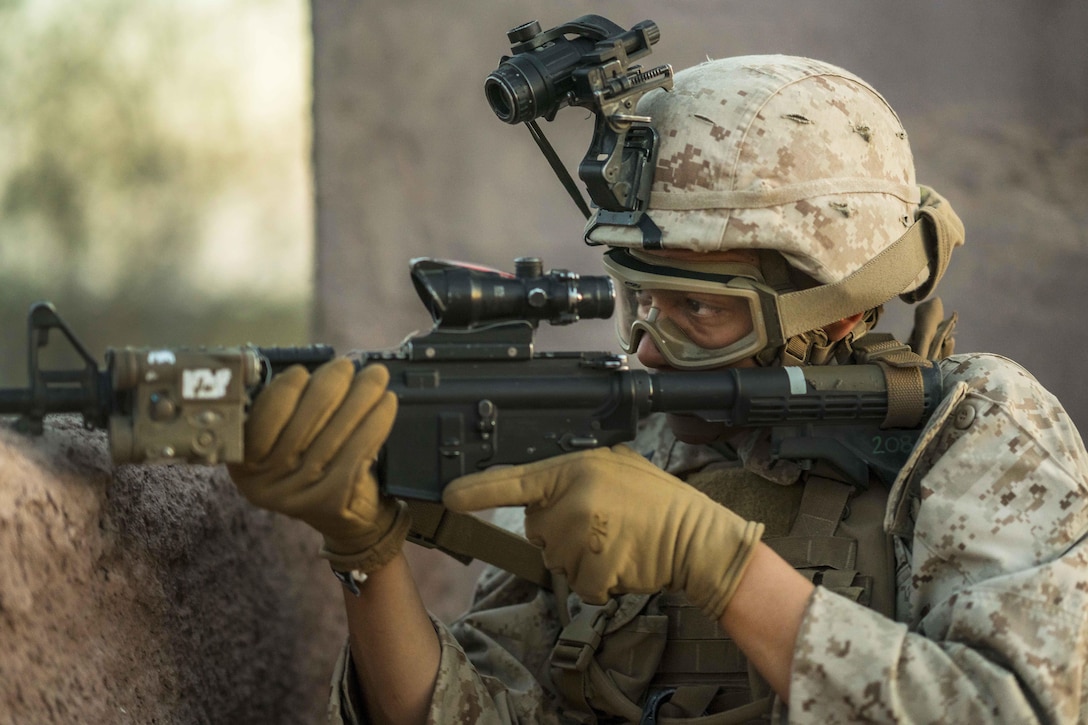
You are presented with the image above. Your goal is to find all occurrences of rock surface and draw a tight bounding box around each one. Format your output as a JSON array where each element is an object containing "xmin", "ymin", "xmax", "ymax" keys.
[{"xmin": 0, "ymin": 417, "xmax": 345, "ymax": 724}]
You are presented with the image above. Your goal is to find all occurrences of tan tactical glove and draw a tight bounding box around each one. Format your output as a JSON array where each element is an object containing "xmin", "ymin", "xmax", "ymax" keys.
[
  {"xmin": 443, "ymin": 445, "xmax": 764, "ymax": 619},
  {"xmin": 228, "ymin": 359, "xmax": 410, "ymax": 574}
]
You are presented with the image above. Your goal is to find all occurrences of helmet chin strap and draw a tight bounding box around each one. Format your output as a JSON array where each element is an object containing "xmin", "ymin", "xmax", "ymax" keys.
[{"xmin": 757, "ymin": 307, "xmax": 882, "ymax": 367}]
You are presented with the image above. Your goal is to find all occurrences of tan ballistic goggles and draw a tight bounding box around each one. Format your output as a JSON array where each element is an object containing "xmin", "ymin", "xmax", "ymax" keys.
[{"xmin": 602, "ymin": 248, "xmax": 786, "ymax": 369}]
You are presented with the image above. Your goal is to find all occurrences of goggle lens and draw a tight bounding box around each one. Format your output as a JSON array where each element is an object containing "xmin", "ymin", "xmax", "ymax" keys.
[{"xmin": 603, "ymin": 249, "xmax": 780, "ymax": 369}]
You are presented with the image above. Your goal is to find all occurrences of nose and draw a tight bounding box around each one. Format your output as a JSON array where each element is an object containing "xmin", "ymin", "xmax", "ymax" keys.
[{"xmin": 635, "ymin": 331, "xmax": 671, "ymax": 369}]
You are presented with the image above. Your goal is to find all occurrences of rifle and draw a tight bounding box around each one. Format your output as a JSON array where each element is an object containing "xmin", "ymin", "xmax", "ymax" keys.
[{"xmin": 2, "ymin": 256, "xmax": 941, "ymax": 576}]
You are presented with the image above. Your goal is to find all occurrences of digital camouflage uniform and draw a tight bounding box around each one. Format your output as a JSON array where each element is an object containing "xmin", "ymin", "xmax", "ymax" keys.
[{"xmin": 331, "ymin": 352, "xmax": 1088, "ymax": 723}]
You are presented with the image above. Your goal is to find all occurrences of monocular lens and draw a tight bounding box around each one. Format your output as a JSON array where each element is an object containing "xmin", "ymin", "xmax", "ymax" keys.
[{"xmin": 484, "ymin": 64, "xmax": 536, "ymax": 125}]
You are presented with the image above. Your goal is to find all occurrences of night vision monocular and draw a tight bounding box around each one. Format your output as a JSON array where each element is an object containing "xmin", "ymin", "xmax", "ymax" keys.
[{"xmin": 484, "ymin": 15, "xmax": 672, "ymax": 231}]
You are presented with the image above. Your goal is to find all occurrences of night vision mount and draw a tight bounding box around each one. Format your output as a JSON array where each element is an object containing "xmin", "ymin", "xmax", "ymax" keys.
[{"xmin": 484, "ymin": 15, "xmax": 673, "ymax": 241}]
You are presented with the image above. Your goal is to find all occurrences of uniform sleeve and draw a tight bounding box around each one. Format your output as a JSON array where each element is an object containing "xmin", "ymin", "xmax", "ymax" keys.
[
  {"xmin": 327, "ymin": 567, "xmax": 568, "ymax": 725},
  {"xmin": 787, "ymin": 354, "xmax": 1088, "ymax": 724},
  {"xmin": 430, "ymin": 562, "xmax": 571, "ymax": 724}
]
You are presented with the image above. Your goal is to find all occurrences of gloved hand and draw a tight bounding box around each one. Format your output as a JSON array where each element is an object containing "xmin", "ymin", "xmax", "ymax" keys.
[
  {"xmin": 228, "ymin": 359, "xmax": 410, "ymax": 574},
  {"xmin": 443, "ymin": 445, "xmax": 764, "ymax": 619}
]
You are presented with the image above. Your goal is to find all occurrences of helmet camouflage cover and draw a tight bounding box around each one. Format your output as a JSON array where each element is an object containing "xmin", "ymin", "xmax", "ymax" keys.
[{"xmin": 587, "ymin": 54, "xmax": 926, "ymax": 291}]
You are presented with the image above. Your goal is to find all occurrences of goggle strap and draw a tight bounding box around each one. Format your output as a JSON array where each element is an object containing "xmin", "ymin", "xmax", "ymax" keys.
[{"xmin": 776, "ymin": 217, "xmax": 930, "ymax": 338}]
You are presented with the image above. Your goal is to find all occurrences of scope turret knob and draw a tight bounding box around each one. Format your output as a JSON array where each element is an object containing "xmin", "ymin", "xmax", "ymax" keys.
[
  {"xmin": 527, "ymin": 288, "xmax": 548, "ymax": 308},
  {"xmin": 514, "ymin": 256, "xmax": 543, "ymax": 278},
  {"xmin": 507, "ymin": 20, "xmax": 541, "ymax": 44}
]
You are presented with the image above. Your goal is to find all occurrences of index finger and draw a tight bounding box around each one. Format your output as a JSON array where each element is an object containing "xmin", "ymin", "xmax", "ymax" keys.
[{"xmin": 442, "ymin": 457, "xmax": 568, "ymax": 512}]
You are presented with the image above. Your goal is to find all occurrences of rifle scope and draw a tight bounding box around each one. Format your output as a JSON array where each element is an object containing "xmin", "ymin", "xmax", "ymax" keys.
[{"xmin": 410, "ymin": 257, "xmax": 614, "ymax": 327}]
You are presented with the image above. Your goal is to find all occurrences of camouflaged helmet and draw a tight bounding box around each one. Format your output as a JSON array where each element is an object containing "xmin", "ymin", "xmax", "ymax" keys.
[{"xmin": 589, "ymin": 55, "xmax": 964, "ymax": 367}]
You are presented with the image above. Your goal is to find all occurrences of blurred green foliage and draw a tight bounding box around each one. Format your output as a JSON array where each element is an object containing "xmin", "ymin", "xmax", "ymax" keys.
[{"xmin": 0, "ymin": 0, "xmax": 312, "ymax": 384}]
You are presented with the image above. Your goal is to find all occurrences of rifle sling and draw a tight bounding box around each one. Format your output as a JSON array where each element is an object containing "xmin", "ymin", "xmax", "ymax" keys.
[
  {"xmin": 404, "ymin": 500, "xmax": 552, "ymax": 591},
  {"xmin": 851, "ymin": 333, "xmax": 929, "ymax": 429}
]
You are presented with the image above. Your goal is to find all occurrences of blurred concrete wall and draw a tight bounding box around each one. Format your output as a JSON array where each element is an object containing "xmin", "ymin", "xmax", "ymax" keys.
[{"xmin": 312, "ymin": 0, "xmax": 1088, "ymax": 617}]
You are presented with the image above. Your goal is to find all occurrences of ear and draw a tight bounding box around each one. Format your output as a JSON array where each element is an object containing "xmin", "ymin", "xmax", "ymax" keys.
[{"xmin": 822, "ymin": 312, "xmax": 864, "ymax": 342}]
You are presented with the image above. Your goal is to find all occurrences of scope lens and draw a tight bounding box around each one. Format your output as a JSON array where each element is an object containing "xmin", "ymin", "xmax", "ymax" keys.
[{"xmin": 572, "ymin": 276, "xmax": 615, "ymax": 321}]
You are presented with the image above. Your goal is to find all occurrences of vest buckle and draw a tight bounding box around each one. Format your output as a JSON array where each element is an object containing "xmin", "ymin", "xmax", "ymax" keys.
[{"xmin": 551, "ymin": 599, "xmax": 620, "ymax": 672}]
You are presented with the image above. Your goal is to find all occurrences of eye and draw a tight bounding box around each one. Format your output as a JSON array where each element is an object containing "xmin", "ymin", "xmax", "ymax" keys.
[{"xmin": 682, "ymin": 296, "xmax": 727, "ymax": 318}]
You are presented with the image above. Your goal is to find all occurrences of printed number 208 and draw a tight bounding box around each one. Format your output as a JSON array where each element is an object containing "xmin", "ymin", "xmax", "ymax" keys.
[{"xmin": 871, "ymin": 435, "xmax": 914, "ymax": 455}]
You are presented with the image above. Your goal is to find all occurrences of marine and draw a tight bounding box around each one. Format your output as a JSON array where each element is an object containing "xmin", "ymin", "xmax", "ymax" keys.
[{"xmin": 230, "ymin": 53, "xmax": 1088, "ymax": 724}]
